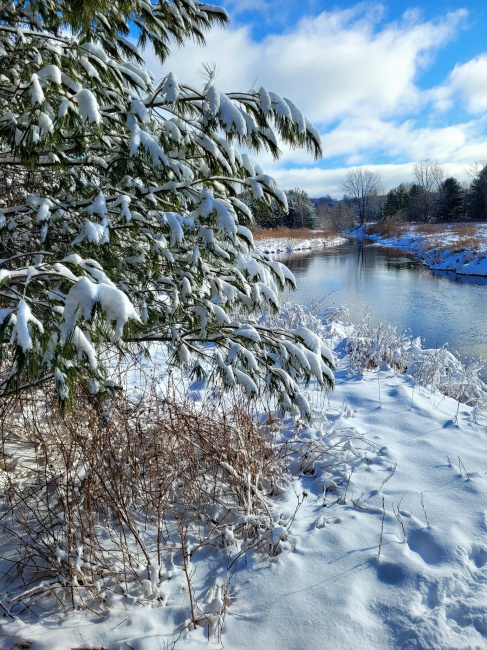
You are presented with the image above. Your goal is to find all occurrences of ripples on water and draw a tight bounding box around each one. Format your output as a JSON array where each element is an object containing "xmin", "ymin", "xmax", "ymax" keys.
[{"xmin": 281, "ymin": 237, "xmax": 487, "ymax": 365}]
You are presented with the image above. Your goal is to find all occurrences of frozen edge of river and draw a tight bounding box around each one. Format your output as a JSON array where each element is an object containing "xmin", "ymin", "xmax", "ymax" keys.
[{"xmin": 357, "ymin": 226, "xmax": 487, "ymax": 278}]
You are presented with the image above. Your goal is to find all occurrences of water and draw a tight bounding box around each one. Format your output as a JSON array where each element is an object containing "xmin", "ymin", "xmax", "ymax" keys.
[{"xmin": 281, "ymin": 237, "xmax": 487, "ymax": 365}]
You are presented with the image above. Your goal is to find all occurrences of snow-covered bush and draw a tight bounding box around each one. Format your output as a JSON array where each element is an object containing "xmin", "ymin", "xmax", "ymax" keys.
[
  {"xmin": 408, "ymin": 347, "xmax": 487, "ymax": 409},
  {"xmin": 345, "ymin": 309, "xmax": 487, "ymax": 410},
  {"xmin": 347, "ymin": 308, "xmax": 411, "ymax": 374},
  {"xmin": 0, "ymin": 0, "xmax": 332, "ymax": 415}
]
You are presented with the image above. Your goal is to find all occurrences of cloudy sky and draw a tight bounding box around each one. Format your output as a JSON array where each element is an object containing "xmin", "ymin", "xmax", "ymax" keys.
[{"xmin": 146, "ymin": 1, "xmax": 487, "ymax": 197}]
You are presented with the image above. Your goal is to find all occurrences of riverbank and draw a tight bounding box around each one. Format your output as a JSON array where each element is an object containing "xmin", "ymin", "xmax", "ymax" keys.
[
  {"xmin": 359, "ymin": 222, "xmax": 487, "ymax": 277},
  {"xmin": 2, "ymin": 304, "xmax": 487, "ymax": 649},
  {"xmin": 253, "ymin": 228, "xmax": 346, "ymax": 255}
]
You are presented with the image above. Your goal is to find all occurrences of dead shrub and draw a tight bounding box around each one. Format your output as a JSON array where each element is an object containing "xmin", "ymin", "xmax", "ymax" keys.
[
  {"xmin": 365, "ymin": 218, "xmax": 404, "ymax": 238},
  {"xmin": 0, "ymin": 376, "xmax": 287, "ymax": 617}
]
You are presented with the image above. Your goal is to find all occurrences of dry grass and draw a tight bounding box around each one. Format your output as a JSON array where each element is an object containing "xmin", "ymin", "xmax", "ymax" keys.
[
  {"xmin": 411, "ymin": 223, "xmax": 479, "ymax": 237},
  {"xmin": 0, "ymin": 377, "xmax": 287, "ymax": 617},
  {"xmin": 366, "ymin": 221, "xmax": 485, "ymax": 254},
  {"xmin": 252, "ymin": 227, "xmax": 338, "ymax": 241}
]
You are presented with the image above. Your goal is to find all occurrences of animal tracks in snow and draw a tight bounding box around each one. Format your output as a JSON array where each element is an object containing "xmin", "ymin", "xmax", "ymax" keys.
[
  {"xmin": 469, "ymin": 545, "xmax": 487, "ymax": 569},
  {"xmin": 407, "ymin": 527, "xmax": 457, "ymax": 565}
]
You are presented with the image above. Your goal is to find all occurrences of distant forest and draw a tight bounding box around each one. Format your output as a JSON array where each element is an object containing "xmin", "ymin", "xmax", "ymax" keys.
[{"xmin": 246, "ymin": 161, "xmax": 487, "ymax": 230}]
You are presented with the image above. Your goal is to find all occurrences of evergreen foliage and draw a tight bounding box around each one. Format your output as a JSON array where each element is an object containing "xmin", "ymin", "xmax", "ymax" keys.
[
  {"xmin": 468, "ymin": 165, "xmax": 487, "ymax": 221},
  {"xmin": 438, "ymin": 177, "xmax": 463, "ymax": 221},
  {"xmin": 285, "ymin": 188, "xmax": 316, "ymax": 229},
  {"xmin": 383, "ymin": 184, "xmax": 409, "ymax": 218},
  {"xmin": 0, "ymin": 0, "xmax": 333, "ymax": 414},
  {"xmin": 244, "ymin": 188, "xmax": 316, "ymax": 230}
]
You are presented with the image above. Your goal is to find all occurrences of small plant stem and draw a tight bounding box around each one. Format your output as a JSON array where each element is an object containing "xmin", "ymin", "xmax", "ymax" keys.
[
  {"xmin": 178, "ymin": 519, "xmax": 197, "ymax": 630},
  {"xmin": 378, "ymin": 496, "xmax": 385, "ymax": 561}
]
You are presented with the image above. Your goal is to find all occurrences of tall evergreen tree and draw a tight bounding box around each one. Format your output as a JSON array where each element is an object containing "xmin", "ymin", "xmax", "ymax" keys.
[
  {"xmin": 406, "ymin": 183, "xmax": 423, "ymax": 222},
  {"xmin": 285, "ymin": 188, "xmax": 317, "ymax": 229},
  {"xmin": 468, "ymin": 165, "xmax": 487, "ymax": 221},
  {"xmin": 383, "ymin": 183, "xmax": 409, "ymax": 218},
  {"xmin": 0, "ymin": 0, "xmax": 333, "ymax": 414},
  {"xmin": 438, "ymin": 177, "xmax": 463, "ymax": 221}
]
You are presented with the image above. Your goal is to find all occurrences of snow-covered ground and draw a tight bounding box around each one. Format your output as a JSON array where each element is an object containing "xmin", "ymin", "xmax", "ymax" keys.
[
  {"xmin": 2, "ymin": 305, "xmax": 487, "ymax": 649},
  {"xmin": 362, "ymin": 222, "xmax": 487, "ymax": 277},
  {"xmin": 255, "ymin": 234, "xmax": 346, "ymax": 255}
]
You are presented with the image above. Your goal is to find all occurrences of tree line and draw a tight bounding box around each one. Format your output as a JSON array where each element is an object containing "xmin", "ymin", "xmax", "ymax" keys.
[{"xmin": 248, "ymin": 161, "xmax": 487, "ymax": 230}]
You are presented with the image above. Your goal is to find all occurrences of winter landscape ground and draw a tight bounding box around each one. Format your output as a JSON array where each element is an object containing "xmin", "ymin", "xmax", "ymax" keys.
[
  {"xmin": 362, "ymin": 222, "xmax": 487, "ymax": 278},
  {"xmin": 1, "ymin": 0, "xmax": 486, "ymax": 645},
  {"xmin": 2, "ymin": 232, "xmax": 487, "ymax": 649}
]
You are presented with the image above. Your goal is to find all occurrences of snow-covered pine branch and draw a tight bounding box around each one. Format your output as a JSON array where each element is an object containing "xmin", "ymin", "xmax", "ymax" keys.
[{"xmin": 0, "ymin": 0, "xmax": 331, "ymax": 414}]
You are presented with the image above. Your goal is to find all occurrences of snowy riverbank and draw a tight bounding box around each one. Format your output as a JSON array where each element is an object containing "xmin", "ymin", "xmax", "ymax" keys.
[
  {"xmin": 2, "ymin": 305, "xmax": 487, "ymax": 649},
  {"xmin": 360, "ymin": 222, "xmax": 487, "ymax": 277},
  {"xmin": 255, "ymin": 233, "xmax": 347, "ymax": 255}
]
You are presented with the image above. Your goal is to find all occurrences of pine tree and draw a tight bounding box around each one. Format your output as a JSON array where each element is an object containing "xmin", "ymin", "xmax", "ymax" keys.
[
  {"xmin": 242, "ymin": 193, "xmax": 286, "ymax": 229},
  {"xmin": 438, "ymin": 177, "xmax": 463, "ymax": 221},
  {"xmin": 406, "ymin": 183, "xmax": 423, "ymax": 222},
  {"xmin": 0, "ymin": 0, "xmax": 333, "ymax": 415},
  {"xmin": 285, "ymin": 189, "xmax": 317, "ymax": 229},
  {"xmin": 468, "ymin": 165, "xmax": 487, "ymax": 221},
  {"xmin": 383, "ymin": 184, "xmax": 409, "ymax": 218}
]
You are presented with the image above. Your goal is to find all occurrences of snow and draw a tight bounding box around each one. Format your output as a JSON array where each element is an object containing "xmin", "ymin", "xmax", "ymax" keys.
[
  {"xmin": 222, "ymin": 366, "xmax": 487, "ymax": 649},
  {"xmin": 4, "ymin": 287, "xmax": 487, "ymax": 648},
  {"xmin": 362, "ymin": 222, "xmax": 487, "ymax": 277},
  {"xmin": 38, "ymin": 111, "xmax": 53, "ymax": 136},
  {"xmin": 37, "ymin": 64, "xmax": 62, "ymax": 85},
  {"xmin": 74, "ymin": 88, "xmax": 101, "ymax": 124},
  {"xmin": 160, "ymin": 72, "xmax": 179, "ymax": 103},
  {"xmin": 128, "ymin": 116, "xmax": 169, "ymax": 166},
  {"xmin": 10, "ymin": 299, "xmax": 44, "ymax": 351},
  {"xmin": 61, "ymin": 276, "xmax": 140, "ymax": 343},
  {"xmin": 80, "ymin": 55, "xmax": 101, "ymax": 79},
  {"xmin": 29, "ymin": 73, "xmax": 44, "ymax": 105},
  {"xmin": 87, "ymin": 192, "xmax": 108, "ymax": 215},
  {"xmin": 256, "ymin": 233, "xmax": 347, "ymax": 255},
  {"xmin": 258, "ymin": 86, "xmax": 272, "ymax": 114}
]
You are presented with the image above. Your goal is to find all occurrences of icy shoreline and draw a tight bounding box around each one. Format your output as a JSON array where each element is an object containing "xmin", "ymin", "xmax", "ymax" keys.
[
  {"xmin": 255, "ymin": 234, "xmax": 347, "ymax": 255},
  {"xmin": 359, "ymin": 223, "xmax": 487, "ymax": 277}
]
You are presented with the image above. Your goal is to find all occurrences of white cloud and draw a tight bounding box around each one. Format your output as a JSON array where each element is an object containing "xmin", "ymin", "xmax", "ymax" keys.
[
  {"xmin": 139, "ymin": 3, "xmax": 486, "ymax": 198},
  {"xmin": 152, "ymin": 4, "xmax": 468, "ymax": 124},
  {"xmin": 430, "ymin": 55, "xmax": 487, "ymax": 114},
  {"xmin": 244, "ymin": 115, "xmax": 487, "ymax": 172},
  {"xmin": 318, "ymin": 116, "xmax": 487, "ymax": 163},
  {"xmin": 270, "ymin": 163, "xmax": 473, "ymax": 198}
]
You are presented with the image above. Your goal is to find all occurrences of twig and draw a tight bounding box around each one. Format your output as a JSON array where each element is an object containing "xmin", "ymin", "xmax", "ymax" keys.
[
  {"xmin": 458, "ymin": 456, "xmax": 470, "ymax": 480},
  {"xmin": 392, "ymin": 502, "xmax": 406, "ymax": 542},
  {"xmin": 420, "ymin": 492, "xmax": 430, "ymax": 528},
  {"xmin": 377, "ymin": 496, "xmax": 385, "ymax": 561},
  {"xmin": 177, "ymin": 519, "xmax": 197, "ymax": 631},
  {"xmin": 379, "ymin": 463, "xmax": 397, "ymax": 491}
]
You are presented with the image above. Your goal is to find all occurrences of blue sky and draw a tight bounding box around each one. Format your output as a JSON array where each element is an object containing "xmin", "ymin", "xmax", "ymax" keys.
[{"xmin": 150, "ymin": 1, "xmax": 487, "ymax": 197}]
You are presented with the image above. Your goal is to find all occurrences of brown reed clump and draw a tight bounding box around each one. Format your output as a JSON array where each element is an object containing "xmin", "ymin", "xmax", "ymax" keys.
[
  {"xmin": 0, "ymin": 375, "xmax": 287, "ymax": 617},
  {"xmin": 252, "ymin": 227, "xmax": 338, "ymax": 241}
]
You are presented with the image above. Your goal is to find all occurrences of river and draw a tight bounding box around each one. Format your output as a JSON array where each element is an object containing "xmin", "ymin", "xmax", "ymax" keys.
[{"xmin": 281, "ymin": 236, "xmax": 487, "ymax": 365}]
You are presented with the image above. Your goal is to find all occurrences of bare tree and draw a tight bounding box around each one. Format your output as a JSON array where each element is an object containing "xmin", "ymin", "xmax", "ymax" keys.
[
  {"xmin": 316, "ymin": 201, "xmax": 355, "ymax": 231},
  {"xmin": 342, "ymin": 168, "xmax": 382, "ymax": 225},
  {"xmin": 413, "ymin": 160, "xmax": 444, "ymax": 221}
]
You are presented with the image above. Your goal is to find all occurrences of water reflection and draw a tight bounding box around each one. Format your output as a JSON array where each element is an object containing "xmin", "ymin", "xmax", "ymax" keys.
[
  {"xmin": 280, "ymin": 237, "xmax": 487, "ymax": 367},
  {"xmin": 430, "ymin": 269, "xmax": 487, "ymax": 286}
]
